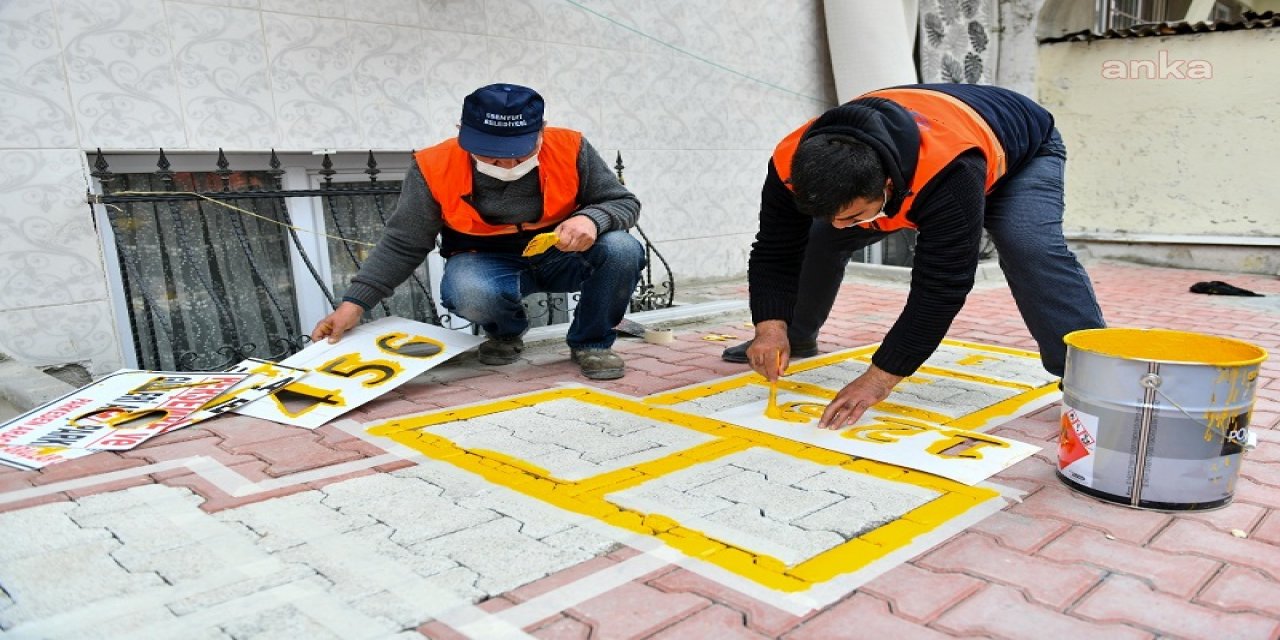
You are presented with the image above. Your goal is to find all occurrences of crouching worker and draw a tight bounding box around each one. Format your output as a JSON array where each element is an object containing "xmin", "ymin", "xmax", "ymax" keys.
[
  {"xmin": 311, "ymin": 83, "xmax": 645, "ymax": 380},
  {"xmin": 732, "ymin": 83, "xmax": 1105, "ymax": 426}
]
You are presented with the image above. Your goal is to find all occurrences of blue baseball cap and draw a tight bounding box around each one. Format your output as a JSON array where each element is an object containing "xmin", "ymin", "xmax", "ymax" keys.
[{"xmin": 458, "ymin": 83, "xmax": 545, "ymax": 158}]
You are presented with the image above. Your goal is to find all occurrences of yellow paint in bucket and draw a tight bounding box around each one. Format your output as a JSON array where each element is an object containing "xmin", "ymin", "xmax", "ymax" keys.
[
  {"xmin": 1063, "ymin": 328, "xmax": 1267, "ymax": 366},
  {"xmin": 1058, "ymin": 327, "xmax": 1268, "ymax": 511}
]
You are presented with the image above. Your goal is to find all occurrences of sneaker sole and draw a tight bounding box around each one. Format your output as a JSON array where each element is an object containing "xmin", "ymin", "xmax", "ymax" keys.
[
  {"xmin": 477, "ymin": 354, "xmax": 520, "ymax": 365},
  {"xmin": 581, "ymin": 368, "xmax": 625, "ymax": 380}
]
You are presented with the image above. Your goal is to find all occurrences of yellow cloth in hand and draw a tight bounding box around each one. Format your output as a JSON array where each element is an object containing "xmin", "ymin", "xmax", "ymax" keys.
[{"xmin": 522, "ymin": 232, "xmax": 559, "ymax": 257}]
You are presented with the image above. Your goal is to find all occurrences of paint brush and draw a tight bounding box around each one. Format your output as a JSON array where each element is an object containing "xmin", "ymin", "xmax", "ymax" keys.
[{"xmin": 765, "ymin": 351, "xmax": 783, "ymax": 419}]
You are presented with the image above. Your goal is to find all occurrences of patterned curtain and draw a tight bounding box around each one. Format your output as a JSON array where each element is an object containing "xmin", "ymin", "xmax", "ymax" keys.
[{"xmin": 917, "ymin": 0, "xmax": 999, "ymax": 84}]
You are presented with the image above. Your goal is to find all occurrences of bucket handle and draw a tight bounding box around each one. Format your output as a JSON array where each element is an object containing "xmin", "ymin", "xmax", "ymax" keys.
[{"xmin": 1140, "ymin": 373, "xmax": 1257, "ymax": 451}]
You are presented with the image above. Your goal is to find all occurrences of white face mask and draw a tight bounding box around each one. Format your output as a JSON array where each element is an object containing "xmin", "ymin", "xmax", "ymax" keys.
[
  {"xmin": 857, "ymin": 185, "xmax": 892, "ymax": 226},
  {"xmin": 473, "ymin": 154, "xmax": 539, "ymax": 182}
]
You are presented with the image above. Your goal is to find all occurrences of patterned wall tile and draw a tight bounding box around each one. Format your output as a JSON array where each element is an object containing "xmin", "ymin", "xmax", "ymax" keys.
[
  {"xmin": 483, "ymin": 36, "xmax": 552, "ymax": 101},
  {"xmin": 349, "ymin": 22, "xmax": 429, "ymax": 150},
  {"xmin": 167, "ymin": 2, "xmax": 276, "ymax": 150},
  {"xmin": 0, "ymin": 300, "xmax": 123, "ymax": 373},
  {"xmin": 416, "ymin": 29, "xmax": 488, "ymax": 145},
  {"xmin": 260, "ymin": 0, "xmax": 344, "ymax": 20},
  {"xmin": 620, "ymin": 149, "xmax": 767, "ymax": 245},
  {"xmin": 484, "ymin": 0, "xmax": 631, "ymax": 51},
  {"xmin": 0, "ymin": 149, "xmax": 107, "ymax": 311},
  {"xmin": 262, "ymin": 13, "xmax": 360, "ymax": 150},
  {"xmin": 539, "ymin": 43, "xmax": 605, "ymax": 138},
  {"xmin": 169, "ymin": 0, "xmax": 259, "ymax": 9},
  {"xmin": 55, "ymin": 0, "xmax": 187, "ymax": 149},
  {"xmin": 417, "ymin": 0, "xmax": 487, "ymax": 36},
  {"xmin": 0, "ymin": 0, "xmax": 77, "ymax": 149},
  {"xmin": 346, "ymin": 0, "xmax": 418, "ymax": 27},
  {"xmin": 594, "ymin": 50, "xmax": 689, "ymax": 152},
  {"xmin": 653, "ymin": 234, "xmax": 755, "ymax": 283}
]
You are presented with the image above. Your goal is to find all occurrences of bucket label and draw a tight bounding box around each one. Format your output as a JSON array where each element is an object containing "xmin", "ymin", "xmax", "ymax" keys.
[{"xmin": 1059, "ymin": 407, "xmax": 1099, "ymax": 486}]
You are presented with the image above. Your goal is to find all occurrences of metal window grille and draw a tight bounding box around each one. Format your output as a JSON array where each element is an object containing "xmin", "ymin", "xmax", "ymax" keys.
[{"xmin": 88, "ymin": 149, "xmax": 674, "ymax": 371}]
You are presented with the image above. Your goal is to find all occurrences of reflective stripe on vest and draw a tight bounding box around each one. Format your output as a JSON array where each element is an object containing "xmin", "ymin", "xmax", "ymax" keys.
[
  {"xmin": 415, "ymin": 127, "xmax": 583, "ymax": 236},
  {"xmin": 772, "ymin": 88, "xmax": 1007, "ymax": 232}
]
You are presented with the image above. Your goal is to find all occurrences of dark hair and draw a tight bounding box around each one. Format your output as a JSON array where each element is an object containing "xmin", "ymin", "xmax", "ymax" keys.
[{"xmin": 790, "ymin": 134, "xmax": 886, "ymax": 219}]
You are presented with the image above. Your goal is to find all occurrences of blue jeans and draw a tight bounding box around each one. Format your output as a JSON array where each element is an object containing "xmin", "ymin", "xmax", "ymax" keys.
[
  {"xmin": 439, "ymin": 230, "xmax": 646, "ymax": 349},
  {"xmin": 789, "ymin": 129, "xmax": 1105, "ymax": 376}
]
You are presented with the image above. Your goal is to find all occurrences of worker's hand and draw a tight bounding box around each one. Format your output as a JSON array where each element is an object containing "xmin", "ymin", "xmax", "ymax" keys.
[
  {"xmin": 818, "ymin": 365, "xmax": 903, "ymax": 429},
  {"xmin": 310, "ymin": 301, "xmax": 365, "ymax": 344},
  {"xmin": 555, "ymin": 215, "xmax": 598, "ymax": 252},
  {"xmin": 746, "ymin": 320, "xmax": 790, "ymax": 381}
]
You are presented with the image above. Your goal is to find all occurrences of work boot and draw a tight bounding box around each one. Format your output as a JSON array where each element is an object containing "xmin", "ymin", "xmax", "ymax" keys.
[
  {"xmin": 721, "ymin": 338, "xmax": 819, "ymax": 363},
  {"xmin": 477, "ymin": 336, "xmax": 524, "ymax": 365},
  {"xmin": 571, "ymin": 348, "xmax": 625, "ymax": 380}
]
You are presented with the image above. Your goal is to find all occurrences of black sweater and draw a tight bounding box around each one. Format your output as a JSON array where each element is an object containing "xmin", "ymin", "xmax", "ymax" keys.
[{"xmin": 747, "ymin": 84, "xmax": 1053, "ymax": 377}]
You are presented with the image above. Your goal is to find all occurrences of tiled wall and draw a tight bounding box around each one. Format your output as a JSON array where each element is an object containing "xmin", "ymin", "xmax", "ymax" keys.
[{"xmin": 0, "ymin": 0, "xmax": 837, "ymax": 373}]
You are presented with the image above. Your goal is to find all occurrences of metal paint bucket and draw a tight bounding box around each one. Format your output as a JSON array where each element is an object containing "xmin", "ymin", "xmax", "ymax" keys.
[{"xmin": 1058, "ymin": 328, "xmax": 1267, "ymax": 511}]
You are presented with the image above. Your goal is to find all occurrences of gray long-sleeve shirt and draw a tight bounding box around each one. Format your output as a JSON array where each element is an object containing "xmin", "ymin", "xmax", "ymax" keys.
[{"xmin": 342, "ymin": 135, "xmax": 640, "ymax": 309}]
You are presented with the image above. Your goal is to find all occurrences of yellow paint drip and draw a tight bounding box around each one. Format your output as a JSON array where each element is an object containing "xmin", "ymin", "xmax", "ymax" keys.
[{"xmin": 1064, "ymin": 328, "xmax": 1267, "ymax": 366}]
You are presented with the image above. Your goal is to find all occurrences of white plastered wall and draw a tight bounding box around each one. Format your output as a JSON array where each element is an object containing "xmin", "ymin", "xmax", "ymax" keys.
[
  {"xmin": 1038, "ymin": 28, "xmax": 1280, "ymax": 274},
  {"xmin": 0, "ymin": 0, "xmax": 840, "ymax": 374}
]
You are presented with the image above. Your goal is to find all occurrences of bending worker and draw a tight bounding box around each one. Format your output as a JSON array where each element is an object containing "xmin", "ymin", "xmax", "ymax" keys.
[
  {"xmin": 311, "ymin": 83, "xmax": 645, "ymax": 380},
  {"xmin": 727, "ymin": 83, "xmax": 1106, "ymax": 427}
]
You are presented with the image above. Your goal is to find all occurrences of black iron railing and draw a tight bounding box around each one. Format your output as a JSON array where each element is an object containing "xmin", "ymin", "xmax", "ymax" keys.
[{"xmin": 88, "ymin": 148, "xmax": 674, "ymax": 371}]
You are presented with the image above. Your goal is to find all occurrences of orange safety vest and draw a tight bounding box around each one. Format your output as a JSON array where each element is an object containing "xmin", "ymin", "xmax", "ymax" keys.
[
  {"xmin": 772, "ymin": 88, "xmax": 1008, "ymax": 232},
  {"xmin": 415, "ymin": 127, "xmax": 583, "ymax": 236}
]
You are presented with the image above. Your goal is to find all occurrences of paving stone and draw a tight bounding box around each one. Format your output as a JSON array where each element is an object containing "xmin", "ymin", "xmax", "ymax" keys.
[
  {"xmin": 121, "ymin": 435, "xmax": 259, "ymax": 468},
  {"xmin": 1073, "ymin": 574, "xmax": 1280, "ymax": 639},
  {"xmin": 918, "ymin": 344, "xmax": 1059, "ymax": 387},
  {"xmin": 917, "ymin": 533, "xmax": 1103, "ymax": 609},
  {"xmin": 788, "ymin": 362, "xmax": 1020, "ymax": 419},
  {"xmin": 1010, "ymin": 483, "xmax": 1173, "ymax": 544},
  {"xmin": 0, "ymin": 500, "xmax": 110, "ymax": 562},
  {"xmin": 783, "ymin": 593, "xmax": 952, "ymax": 639},
  {"xmin": 1175, "ymin": 499, "xmax": 1267, "ymax": 535},
  {"xmin": 0, "ymin": 492, "xmax": 70, "ymax": 514},
  {"xmin": 64, "ymin": 474, "xmax": 157, "ymax": 499},
  {"xmin": 568, "ymin": 581, "xmax": 709, "ymax": 640},
  {"xmin": 275, "ymin": 523, "xmax": 459, "ymax": 605},
  {"xmin": 234, "ymin": 434, "xmax": 363, "ymax": 476},
  {"xmin": 1196, "ymin": 566, "xmax": 1280, "ymax": 615},
  {"xmin": 648, "ymin": 568, "xmax": 802, "ymax": 638},
  {"xmin": 666, "ymin": 385, "xmax": 769, "ymax": 415},
  {"xmin": 528, "ymin": 614, "xmax": 594, "ymax": 639},
  {"xmin": 219, "ymin": 602, "xmax": 348, "ymax": 640},
  {"xmin": 0, "ymin": 537, "xmax": 166, "ymax": 628},
  {"xmin": 506, "ymin": 555, "xmax": 624, "ymax": 603},
  {"xmin": 319, "ymin": 473, "xmax": 498, "ymax": 546},
  {"xmin": 1234, "ymin": 476, "xmax": 1280, "ymax": 509},
  {"xmin": 1149, "ymin": 519, "xmax": 1280, "ymax": 582},
  {"xmin": 431, "ymin": 398, "xmax": 714, "ymax": 481},
  {"xmin": 30, "ymin": 453, "xmax": 150, "ymax": 485},
  {"xmin": 201, "ymin": 414, "xmax": 297, "ymax": 448},
  {"xmin": 411, "ymin": 517, "xmax": 598, "ymax": 595},
  {"xmin": 933, "ymin": 583, "xmax": 1153, "ymax": 640},
  {"xmin": 649, "ymin": 604, "xmax": 768, "ymax": 639},
  {"xmin": 1037, "ymin": 526, "xmax": 1220, "ymax": 598},
  {"xmin": 608, "ymin": 448, "xmax": 935, "ymax": 565},
  {"xmin": 967, "ymin": 509, "xmax": 1069, "ymax": 552},
  {"xmin": 860, "ymin": 562, "xmax": 985, "ymax": 623},
  {"xmin": 216, "ymin": 489, "xmax": 378, "ymax": 552},
  {"xmin": 161, "ymin": 460, "xmax": 312, "ymax": 513},
  {"xmin": 1242, "ymin": 460, "xmax": 1280, "ymax": 488},
  {"xmin": 1253, "ymin": 510, "xmax": 1280, "ymax": 545},
  {"xmin": 70, "ymin": 484, "xmax": 212, "ymax": 552}
]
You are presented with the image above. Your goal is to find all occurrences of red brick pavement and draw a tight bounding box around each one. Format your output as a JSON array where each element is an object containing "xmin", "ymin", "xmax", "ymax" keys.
[{"xmin": 2, "ymin": 262, "xmax": 1279, "ymax": 638}]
